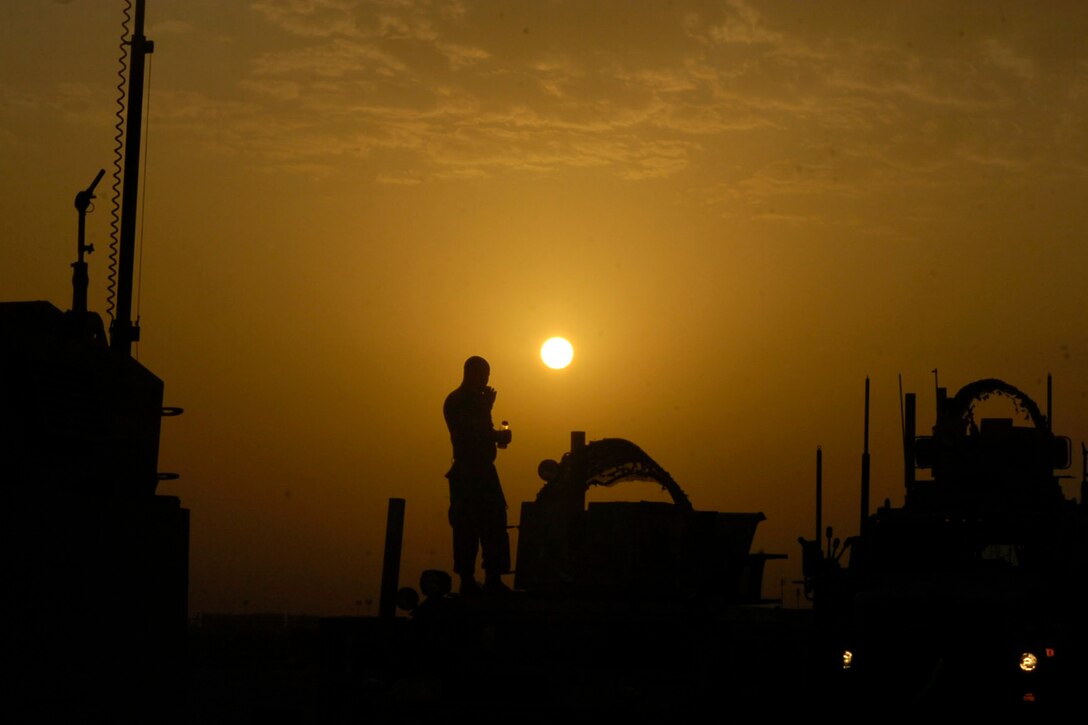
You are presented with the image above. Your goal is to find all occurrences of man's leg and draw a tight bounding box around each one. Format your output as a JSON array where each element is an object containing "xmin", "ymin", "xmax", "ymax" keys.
[
  {"xmin": 478, "ymin": 469, "xmax": 511, "ymax": 593},
  {"xmin": 482, "ymin": 530, "xmax": 511, "ymax": 593},
  {"xmin": 448, "ymin": 477, "xmax": 481, "ymax": 595}
]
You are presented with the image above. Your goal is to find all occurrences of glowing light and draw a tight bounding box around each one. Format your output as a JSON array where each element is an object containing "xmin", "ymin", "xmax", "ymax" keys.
[
  {"xmin": 842, "ymin": 650, "xmax": 853, "ymax": 670},
  {"xmin": 541, "ymin": 337, "xmax": 574, "ymax": 369},
  {"xmin": 1019, "ymin": 652, "xmax": 1038, "ymax": 672}
]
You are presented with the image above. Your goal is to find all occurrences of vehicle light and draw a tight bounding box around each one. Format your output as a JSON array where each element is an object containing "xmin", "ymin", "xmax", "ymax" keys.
[{"xmin": 1019, "ymin": 652, "xmax": 1038, "ymax": 672}]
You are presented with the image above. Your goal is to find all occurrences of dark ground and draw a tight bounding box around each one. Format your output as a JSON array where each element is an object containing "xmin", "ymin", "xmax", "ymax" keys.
[
  {"xmin": 181, "ymin": 601, "xmax": 818, "ymax": 724},
  {"xmin": 10, "ymin": 593, "xmax": 1074, "ymax": 722}
]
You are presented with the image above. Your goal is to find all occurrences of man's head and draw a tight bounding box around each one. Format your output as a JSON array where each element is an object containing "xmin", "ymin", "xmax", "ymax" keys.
[{"xmin": 462, "ymin": 355, "xmax": 490, "ymax": 389}]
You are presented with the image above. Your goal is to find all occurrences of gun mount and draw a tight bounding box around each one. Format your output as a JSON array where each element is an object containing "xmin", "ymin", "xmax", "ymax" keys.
[{"xmin": 515, "ymin": 432, "xmax": 781, "ymax": 606}]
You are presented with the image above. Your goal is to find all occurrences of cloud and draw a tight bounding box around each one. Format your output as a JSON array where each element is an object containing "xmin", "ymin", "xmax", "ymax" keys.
[
  {"xmin": 703, "ymin": 0, "xmax": 784, "ymax": 47},
  {"xmin": 979, "ymin": 38, "xmax": 1036, "ymax": 81},
  {"xmin": 375, "ymin": 173, "xmax": 423, "ymax": 184},
  {"xmin": 135, "ymin": 0, "xmax": 1085, "ymax": 198},
  {"xmin": 253, "ymin": 38, "xmax": 409, "ymax": 78},
  {"xmin": 250, "ymin": 0, "xmax": 362, "ymax": 39},
  {"xmin": 435, "ymin": 41, "xmax": 490, "ymax": 69},
  {"xmin": 238, "ymin": 78, "xmax": 304, "ymax": 101}
]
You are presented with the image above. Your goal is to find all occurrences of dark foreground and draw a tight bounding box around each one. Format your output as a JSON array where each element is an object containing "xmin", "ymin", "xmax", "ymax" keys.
[
  {"xmin": 11, "ymin": 594, "xmax": 1079, "ymax": 723},
  {"xmin": 184, "ymin": 600, "xmax": 815, "ymax": 724}
]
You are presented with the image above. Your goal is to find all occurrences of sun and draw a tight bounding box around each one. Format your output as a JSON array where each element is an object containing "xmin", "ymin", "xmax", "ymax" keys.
[{"xmin": 541, "ymin": 337, "xmax": 574, "ymax": 369}]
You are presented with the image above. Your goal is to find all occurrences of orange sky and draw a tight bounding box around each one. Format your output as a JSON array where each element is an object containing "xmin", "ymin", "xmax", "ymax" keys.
[{"xmin": 3, "ymin": 0, "xmax": 1088, "ymax": 616}]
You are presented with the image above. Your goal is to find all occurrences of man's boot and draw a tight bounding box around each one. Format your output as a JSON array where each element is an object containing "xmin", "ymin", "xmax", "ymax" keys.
[
  {"xmin": 483, "ymin": 572, "xmax": 512, "ymax": 596},
  {"xmin": 459, "ymin": 575, "xmax": 482, "ymax": 597}
]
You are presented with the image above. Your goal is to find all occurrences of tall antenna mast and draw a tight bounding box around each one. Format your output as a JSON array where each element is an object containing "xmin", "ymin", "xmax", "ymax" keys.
[
  {"xmin": 110, "ymin": 0, "xmax": 153, "ymax": 357},
  {"xmin": 860, "ymin": 377, "xmax": 871, "ymax": 535}
]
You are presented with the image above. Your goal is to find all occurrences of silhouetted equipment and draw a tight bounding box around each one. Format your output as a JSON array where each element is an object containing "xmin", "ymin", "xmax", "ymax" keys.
[
  {"xmin": 515, "ymin": 432, "xmax": 780, "ymax": 604},
  {"xmin": 799, "ymin": 375, "xmax": 1086, "ymax": 707},
  {"xmin": 2, "ymin": 2, "xmax": 188, "ymax": 720},
  {"xmin": 859, "ymin": 376, "xmax": 870, "ymax": 534},
  {"xmin": 110, "ymin": 0, "xmax": 154, "ymax": 356},
  {"xmin": 1082, "ymin": 441, "xmax": 1088, "ymax": 514},
  {"xmin": 72, "ymin": 168, "xmax": 105, "ymax": 322},
  {"xmin": 1, "ymin": 304, "xmax": 188, "ymax": 723}
]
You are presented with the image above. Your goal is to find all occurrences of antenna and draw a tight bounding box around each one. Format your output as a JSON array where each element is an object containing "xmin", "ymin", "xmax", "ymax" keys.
[
  {"xmin": 1047, "ymin": 373, "xmax": 1053, "ymax": 432},
  {"xmin": 860, "ymin": 377, "xmax": 871, "ymax": 534},
  {"xmin": 932, "ymin": 368, "xmax": 939, "ymax": 420},
  {"xmin": 815, "ymin": 446, "xmax": 822, "ymax": 544},
  {"xmin": 898, "ymin": 373, "xmax": 905, "ymax": 441},
  {"xmin": 110, "ymin": 0, "xmax": 154, "ymax": 357},
  {"xmin": 903, "ymin": 391, "xmax": 916, "ymax": 492}
]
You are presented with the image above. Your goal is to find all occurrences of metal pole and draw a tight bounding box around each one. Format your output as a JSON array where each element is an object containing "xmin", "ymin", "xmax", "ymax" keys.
[
  {"xmin": 1047, "ymin": 374, "xmax": 1053, "ymax": 432},
  {"xmin": 1081, "ymin": 442, "xmax": 1086, "ymax": 509},
  {"xmin": 111, "ymin": 0, "xmax": 154, "ymax": 356},
  {"xmin": 932, "ymin": 368, "xmax": 939, "ymax": 421},
  {"xmin": 860, "ymin": 377, "xmax": 871, "ymax": 534},
  {"xmin": 378, "ymin": 497, "xmax": 405, "ymax": 619},
  {"xmin": 815, "ymin": 446, "xmax": 822, "ymax": 544},
  {"xmin": 72, "ymin": 169, "xmax": 105, "ymax": 317},
  {"xmin": 904, "ymin": 393, "xmax": 916, "ymax": 492}
]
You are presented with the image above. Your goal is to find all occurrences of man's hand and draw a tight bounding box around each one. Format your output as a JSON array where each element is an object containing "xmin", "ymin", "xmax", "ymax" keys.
[
  {"xmin": 496, "ymin": 428, "xmax": 512, "ymax": 448},
  {"xmin": 483, "ymin": 386, "xmax": 497, "ymax": 408}
]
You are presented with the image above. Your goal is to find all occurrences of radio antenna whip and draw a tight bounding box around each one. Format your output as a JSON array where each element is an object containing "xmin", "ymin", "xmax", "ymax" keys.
[{"xmin": 109, "ymin": 0, "xmax": 153, "ymax": 357}]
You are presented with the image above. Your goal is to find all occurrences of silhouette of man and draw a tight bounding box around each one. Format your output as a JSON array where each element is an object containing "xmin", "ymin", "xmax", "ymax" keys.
[{"xmin": 443, "ymin": 356, "xmax": 513, "ymax": 596}]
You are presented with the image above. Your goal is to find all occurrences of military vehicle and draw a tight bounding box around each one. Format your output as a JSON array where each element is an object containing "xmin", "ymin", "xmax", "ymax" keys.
[
  {"xmin": 514, "ymin": 432, "xmax": 778, "ymax": 606},
  {"xmin": 1, "ymin": 2, "xmax": 189, "ymax": 720},
  {"xmin": 799, "ymin": 375, "xmax": 1086, "ymax": 707}
]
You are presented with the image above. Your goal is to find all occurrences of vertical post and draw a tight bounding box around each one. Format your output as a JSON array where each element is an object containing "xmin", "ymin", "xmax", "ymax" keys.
[
  {"xmin": 379, "ymin": 497, "xmax": 405, "ymax": 619},
  {"xmin": 72, "ymin": 169, "xmax": 105, "ymax": 319},
  {"xmin": 1047, "ymin": 374, "xmax": 1053, "ymax": 432},
  {"xmin": 111, "ymin": 0, "xmax": 153, "ymax": 356},
  {"xmin": 904, "ymin": 393, "xmax": 916, "ymax": 492},
  {"xmin": 815, "ymin": 446, "xmax": 822, "ymax": 544},
  {"xmin": 932, "ymin": 368, "xmax": 939, "ymax": 420},
  {"xmin": 860, "ymin": 377, "xmax": 871, "ymax": 535},
  {"xmin": 1081, "ymin": 442, "xmax": 1087, "ymax": 509}
]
